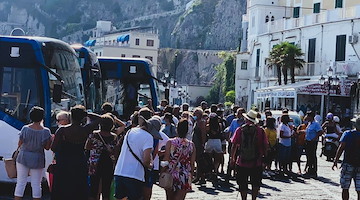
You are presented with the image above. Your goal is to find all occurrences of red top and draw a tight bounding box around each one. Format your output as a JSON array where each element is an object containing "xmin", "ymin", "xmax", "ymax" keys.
[{"xmin": 231, "ymin": 123, "xmax": 268, "ymax": 168}]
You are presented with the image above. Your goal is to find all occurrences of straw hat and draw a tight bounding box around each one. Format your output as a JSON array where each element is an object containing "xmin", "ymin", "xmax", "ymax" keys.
[{"xmin": 242, "ymin": 110, "xmax": 259, "ymax": 124}]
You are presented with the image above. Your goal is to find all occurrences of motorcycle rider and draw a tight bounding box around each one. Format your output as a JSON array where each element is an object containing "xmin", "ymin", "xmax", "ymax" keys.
[{"xmin": 322, "ymin": 113, "xmax": 341, "ymax": 161}]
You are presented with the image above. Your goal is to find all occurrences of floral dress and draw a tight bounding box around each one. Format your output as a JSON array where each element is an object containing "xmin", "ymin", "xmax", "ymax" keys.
[{"xmin": 168, "ymin": 138, "xmax": 194, "ymax": 191}]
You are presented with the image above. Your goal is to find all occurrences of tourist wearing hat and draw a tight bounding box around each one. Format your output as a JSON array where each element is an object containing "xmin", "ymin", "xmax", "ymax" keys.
[
  {"xmin": 113, "ymin": 116, "xmax": 162, "ymax": 200},
  {"xmin": 332, "ymin": 116, "xmax": 360, "ymax": 200},
  {"xmin": 230, "ymin": 110, "xmax": 268, "ymax": 200}
]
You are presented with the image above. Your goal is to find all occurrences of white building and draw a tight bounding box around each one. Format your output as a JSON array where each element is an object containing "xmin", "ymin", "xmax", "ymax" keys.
[
  {"xmin": 86, "ymin": 21, "xmax": 160, "ymax": 76},
  {"xmin": 236, "ymin": 0, "xmax": 360, "ymax": 118}
]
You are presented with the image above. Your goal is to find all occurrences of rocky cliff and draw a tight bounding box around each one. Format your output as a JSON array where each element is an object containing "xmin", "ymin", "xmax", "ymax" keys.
[
  {"xmin": 0, "ymin": 0, "xmax": 246, "ymax": 86},
  {"xmin": 158, "ymin": 48, "xmax": 223, "ymax": 85},
  {"xmin": 0, "ymin": 0, "xmax": 247, "ymax": 50}
]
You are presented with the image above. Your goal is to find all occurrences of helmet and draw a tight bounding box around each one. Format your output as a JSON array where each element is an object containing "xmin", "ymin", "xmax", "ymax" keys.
[
  {"xmin": 333, "ymin": 116, "xmax": 340, "ymax": 123},
  {"xmin": 326, "ymin": 113, "xmax": 334, "ymax": 120}
]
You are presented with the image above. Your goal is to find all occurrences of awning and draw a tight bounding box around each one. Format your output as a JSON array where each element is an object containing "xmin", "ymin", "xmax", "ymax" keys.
[
  {"xmin": 117, "ymin": 34, "xmax": 130, "ymax": 42},
  {"xmin": 256, "ymin": 79, "xmax": 351, "ymax": 98},
  {"xmin": 84, "ymin": 39, "xmax": 96, "ymax": 46}
]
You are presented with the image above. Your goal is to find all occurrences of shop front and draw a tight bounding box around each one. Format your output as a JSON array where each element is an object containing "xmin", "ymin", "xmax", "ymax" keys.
[{"xmin": 255, "ymin": 79, "xmax": 351, "ymax": 119}]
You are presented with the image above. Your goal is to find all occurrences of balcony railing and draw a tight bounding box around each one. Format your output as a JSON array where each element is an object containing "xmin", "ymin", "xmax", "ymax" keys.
[{"xmin": 257, "ymin": 5, "xmax": 360, "ymax": 35}]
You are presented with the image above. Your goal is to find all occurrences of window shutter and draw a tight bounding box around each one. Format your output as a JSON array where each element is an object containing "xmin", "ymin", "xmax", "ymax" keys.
[{"xmin": 335, "ymin": 35, "xmax": 346, "ymax": 61}]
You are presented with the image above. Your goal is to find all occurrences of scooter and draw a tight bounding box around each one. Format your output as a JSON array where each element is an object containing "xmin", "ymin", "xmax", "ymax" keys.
[{"xmin": 321, "ymin": 133, "xmax": 339, "ymax": 161}]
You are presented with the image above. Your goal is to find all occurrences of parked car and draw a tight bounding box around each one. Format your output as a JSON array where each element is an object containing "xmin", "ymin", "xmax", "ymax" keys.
[{"xmin": 262, "ymin": 110, "xmax": 302, "ymax": 127}]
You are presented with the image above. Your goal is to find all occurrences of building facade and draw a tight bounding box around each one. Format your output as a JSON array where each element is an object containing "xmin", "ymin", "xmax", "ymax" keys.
[
  {"xmin": 86, "ymin": 21, "xmax": 160, "ymax": 76},
  {"xmin": 236, "ymin": 0, "xmax": 360, "ymax": 118}
]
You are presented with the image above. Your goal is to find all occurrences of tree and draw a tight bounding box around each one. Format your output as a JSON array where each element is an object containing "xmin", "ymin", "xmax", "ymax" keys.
[
  {"xmin": 268, "ymin": 42, "xmax": 305, "ymax": 85},
  {"xmin": 206, "ymin": 52, "xmax": 236, "ymax": 103},
  {"xmin": 225, "ymin": 90, "xmax": 235, "ymax": 103},
  {"xmin": 268, "ymin": 44, "xmax": 284, "ymax": 85},
  {"xmin": 283, "ymin": 43, "xmax": 305, "ymax": 83}
]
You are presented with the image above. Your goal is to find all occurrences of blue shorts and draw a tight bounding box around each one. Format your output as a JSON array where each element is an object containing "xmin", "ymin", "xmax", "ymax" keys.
[{"xmin": 114, "ymin": 175, "xmax": 144, "ymax": 200}]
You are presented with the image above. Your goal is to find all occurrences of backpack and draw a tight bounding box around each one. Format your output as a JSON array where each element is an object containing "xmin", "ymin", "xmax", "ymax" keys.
[
  {"xmin": 239, "ymin": 124, "xmax": 258, "ymax": 162},
  {"xmin": 346, "ymin": 131, "xmax": 360, "ymax": 167}
]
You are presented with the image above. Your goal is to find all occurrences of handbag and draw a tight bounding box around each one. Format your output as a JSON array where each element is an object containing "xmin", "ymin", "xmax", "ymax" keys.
[
  {"xmin": 158, "ymin": 144, "xmax": 183, "ymax": 189},
  {"xmin": 4, "ymin": 146, "xmax": 20, "ymax": 179}
]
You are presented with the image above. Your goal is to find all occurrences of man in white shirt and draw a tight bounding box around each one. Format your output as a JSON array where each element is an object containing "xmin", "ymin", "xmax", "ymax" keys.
[{"xmin": 114, "ymin": 116, "xmax": 162, "ymax": 200}]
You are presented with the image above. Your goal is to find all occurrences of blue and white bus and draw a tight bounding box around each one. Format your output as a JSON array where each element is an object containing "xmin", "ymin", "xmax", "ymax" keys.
[
  {"xmin": 0, "ymin": 36, "xmax": 84, "ymax": 182},
  {"xmin": 71, "ymin": 44, "xmax": 103, "ymax": 112},
  {"xmin": 99, "ymin": 57, "xmax": 158, "ymax": 119}
]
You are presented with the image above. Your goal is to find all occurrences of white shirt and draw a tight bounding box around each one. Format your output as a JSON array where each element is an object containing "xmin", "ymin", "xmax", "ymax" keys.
[
  {"xmin": 114, "ymin": 127, "xmax": 153, "ymax": 182},
  {"xmin": 186, "ymin": 119, "xmax": 194, "ymax": 141},
  {"xmin": 153, "ymin": 131, "xmax": 170, "ymax": 170},
  {"xmin": 279, "ymin": 123, "xmax": 292, "ymax": 147}
]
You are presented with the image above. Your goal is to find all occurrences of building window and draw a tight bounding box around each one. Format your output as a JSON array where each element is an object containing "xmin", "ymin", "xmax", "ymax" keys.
[
  {"xmin": 241, "ymin": 61, "xmax": 248, "ymax": 70},
  {"xmin": 308, "ymin": 38, "xmax": 316, "ymax": 62},
  {"xmin": 146, "ymin": 39, "xmax": 154, "ymax": 46},
  {"xmin": 335, "ymin": 35, "xmax": 346, "ymax": 61},
  {"xmin": 335, "ymin": 0, "xmax": 343, "ymax": 8},
  {"xmin": 313, "ymin": 3, "xmax": 320, "ymax": 13},
  {"xmin": 255, "ymin": 49, "xmax": 260, "ymax": 77},
  {"xmin": 145, "ymin": 56, "xmax": 153, "ymax": 61},
  {"xmin": 265, "ymin": 15, "xmax": 269, "ymax": 23},
  {"xmin": 293, "ymin": 7, "xmax": 300, "ymax": 18},
  {"xmin": 132, "ymin": 55, "xmax": 141, "ymax": 58},
  {"xmin": 99, "ymin": 52, "xmax": 102, "ymax": 56},
  {"xmin": 271, "ymin": 16, "xmax": 275, "ymax": 21},
  {"xmin": 121, "ymin": 54, "xmax": 126, "ymax": 57},
  {"xmin": 135, "ymin": 38, "xmax": 140, "ymax": 45}
]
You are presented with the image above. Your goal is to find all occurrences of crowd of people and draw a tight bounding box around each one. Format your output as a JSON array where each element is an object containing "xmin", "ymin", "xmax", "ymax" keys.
[{"xmin": 12, "ymin": 100, "xmax": 360, "ymax": 200}]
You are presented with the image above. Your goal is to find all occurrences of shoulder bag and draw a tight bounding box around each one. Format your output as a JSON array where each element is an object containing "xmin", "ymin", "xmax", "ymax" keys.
[
  {"xmin": 4, "ymin": 146, "xmax": 20, "ymax": 178},
  {"xmin": 158, "ymin": 142, "xmax": 183, "ymax": 189}
]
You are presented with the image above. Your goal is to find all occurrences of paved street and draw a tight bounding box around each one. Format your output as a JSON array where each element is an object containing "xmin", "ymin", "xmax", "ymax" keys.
[{"xmin": 0, "ymin": 142, "xmax": 357, "ymax": 200}]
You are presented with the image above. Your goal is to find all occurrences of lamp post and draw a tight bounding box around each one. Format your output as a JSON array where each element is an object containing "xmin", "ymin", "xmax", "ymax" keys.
[
  {"xmin": 178, "ymin": 87, "xmax": 190, "ymax": 104},
  {"xmin": 319, "ymin": 66, "xmax": 340, "ymax": 115},
  {"xmin": 162, "ymin": 71, "xmax": 178, "ymax": 104}
]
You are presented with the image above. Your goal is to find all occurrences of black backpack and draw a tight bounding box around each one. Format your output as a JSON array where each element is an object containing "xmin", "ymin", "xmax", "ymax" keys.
[{"xmin": 239, "ymin": 124, "xmax": 258, "ymax": 162}]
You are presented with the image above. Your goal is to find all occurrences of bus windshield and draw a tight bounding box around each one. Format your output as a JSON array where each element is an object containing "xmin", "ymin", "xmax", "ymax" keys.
[
  {"xmin": 42, "ymin": 42, "xmax": 84, "ymax": 107},
  {"xmin": 0, "ymin": 67, "xmax": 41, "ymax": 123}
]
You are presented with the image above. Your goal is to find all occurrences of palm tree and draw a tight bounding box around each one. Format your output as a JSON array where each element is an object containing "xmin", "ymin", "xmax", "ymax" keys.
[
  {"xmin": 268, "ymin": 44, "xmax": 285, "ymax": 85},
  {"xmin": 268, "ymin": 42, "xmax": 305, "ymax": 85},
  {"xmin": 283, "ymin": 43, "xmax": 305, "ymax": 83}
]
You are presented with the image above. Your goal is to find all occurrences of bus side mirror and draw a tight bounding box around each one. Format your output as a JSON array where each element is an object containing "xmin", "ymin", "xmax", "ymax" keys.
[{"xmin": 53, "ymin": 84, "xmax": 62, "ymax": 103}]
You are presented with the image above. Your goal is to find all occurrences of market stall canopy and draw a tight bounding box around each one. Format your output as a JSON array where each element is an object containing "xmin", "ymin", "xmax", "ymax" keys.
[
  {"xmin": 117, "ymin": 34, "xmax": 130, "ymax": 43},
  {"xmin": 256, "ymin": 79, "xmax": 351, "ymax": 98}
]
